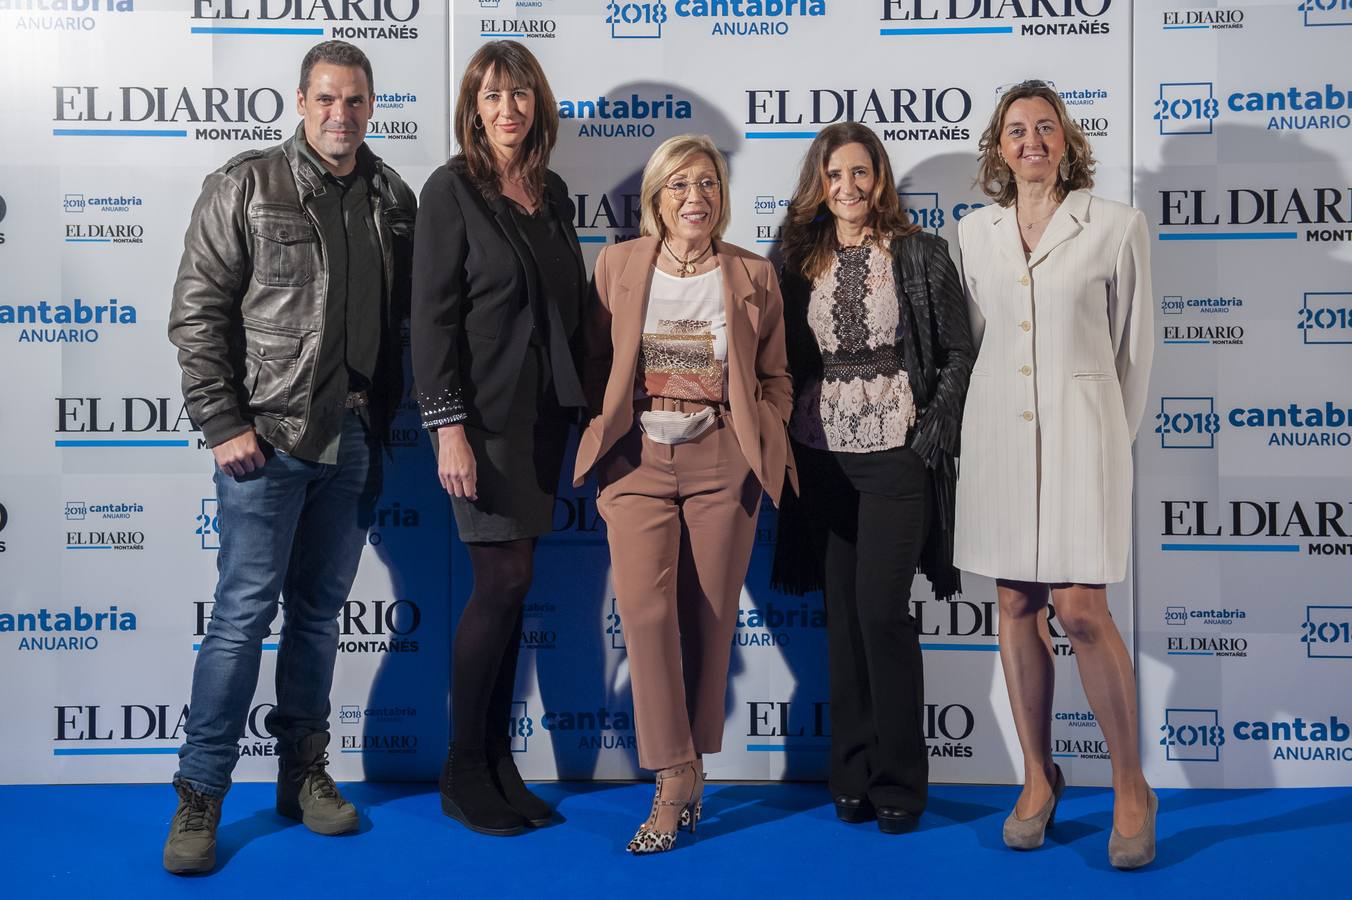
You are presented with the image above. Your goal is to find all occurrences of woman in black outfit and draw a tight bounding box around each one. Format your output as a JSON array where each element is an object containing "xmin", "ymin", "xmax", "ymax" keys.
[
  {"xmin": 772, "ymin": 122, "xmax": 974, "ymax": 834},
  {"xmin": 410, "ymin": 40, "xmax": 586, "ymax": 836}
]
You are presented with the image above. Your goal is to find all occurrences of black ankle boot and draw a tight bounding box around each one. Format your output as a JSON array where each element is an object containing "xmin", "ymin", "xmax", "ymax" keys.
[
  {"xmin": 489, "ymin": 749, "xmax": 553, "ymax": 827},
  {"xmin": 439, "ymin": 746, "xmax": 526, "ymax": 836}
]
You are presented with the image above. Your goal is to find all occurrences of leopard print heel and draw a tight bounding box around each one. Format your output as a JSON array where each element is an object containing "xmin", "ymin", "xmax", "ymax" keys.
[{"xmin": 626, "ymin": 762, "xmax": 703, "ymax": 855}]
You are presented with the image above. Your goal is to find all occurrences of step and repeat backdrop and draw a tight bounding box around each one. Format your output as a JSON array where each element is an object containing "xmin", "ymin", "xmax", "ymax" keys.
[
  {"xmin": 0, "ymin": 1, "xmax": 1346, "ymax": 788},
  {"xmin": 1133, "ymin": 1, "xmax": 1352, "ymax": 787},
  {"xmin": 0, "ymin": 0, "xmax": 452, "ymax": 785}
]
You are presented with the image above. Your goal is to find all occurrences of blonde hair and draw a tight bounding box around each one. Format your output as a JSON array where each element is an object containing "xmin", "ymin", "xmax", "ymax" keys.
[
  {"xmin": 638, "ymin": 134, "xmax": 731, "ymax": 240},
  {"xmin": 974, "ymin": 79, "xmax": 1096, "ymax": 206}
]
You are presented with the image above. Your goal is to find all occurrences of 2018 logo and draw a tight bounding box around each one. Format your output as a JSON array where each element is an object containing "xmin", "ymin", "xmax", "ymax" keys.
[
  {"xmin": 1300, "ymin": 1, "xmax": 1352, "ymax": 28},
  {"xmin": 900, "ymin": 191, "xmax": 985, "ymax": 231},
  {"xmin": 1155, "ymin": 396, "xmax": 1220, "ymax": 449},
  {"xmin": 510, "ymin": 700, "xmax": 534, "ymax": 752},
  {"xmin": 606, "ymin": 1, "xmax": 667, "ymax": 39},
  {"xmin": 196, "ymin": 498, "xmax": 220, "ymax": 549},
  {"xmin": 1154, "ymin": 82, "xmax": 1219, "ymax": 135},
  {"xmin": 1300, "ymin": 292, "xmax": 1352, "ymax": 344},
  {"xmin": 754, "ymin": 195, "xmax": 788, "ymax": 215},
  {"xmin": 1303, "ymin": 605, "xmax": 1352, "ymax": 659},
  {"xmin": 1161, "ymin": 707, "xmax": 1224, "ymax": 761},
  {"xmin": 606, "ymin": 597, "xmax": 624, "ymax": 649}
]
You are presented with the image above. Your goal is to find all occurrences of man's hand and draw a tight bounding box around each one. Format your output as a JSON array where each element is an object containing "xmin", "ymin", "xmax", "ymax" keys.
[
  {"xmin": 212, "ymin": 428, "xmax": 267, "ymax": 478},
  {"xmin": 437, "ymin": 425, "xmax": 477, "ymax": 500}
]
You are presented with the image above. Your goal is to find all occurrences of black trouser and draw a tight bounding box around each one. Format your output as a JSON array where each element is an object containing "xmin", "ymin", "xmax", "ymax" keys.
[{"xmin": 816, "ymin": 444, "xmax": 931, "ymax": 814}]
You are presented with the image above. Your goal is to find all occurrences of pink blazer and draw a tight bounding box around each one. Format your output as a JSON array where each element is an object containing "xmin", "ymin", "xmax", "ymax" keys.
[{"xmin": 572, "ymin": 235, "xmax": 797, "ymax": 505}]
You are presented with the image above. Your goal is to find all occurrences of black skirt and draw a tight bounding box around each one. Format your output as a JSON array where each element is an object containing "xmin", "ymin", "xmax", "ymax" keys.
[{"xmin": 448, "ymin": 345, "xmax": 569, "ymax": 543}]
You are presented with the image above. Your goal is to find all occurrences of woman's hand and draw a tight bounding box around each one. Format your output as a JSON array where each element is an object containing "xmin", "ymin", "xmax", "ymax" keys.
[{"xmin": 436, "ymin": 425, "xmax": 478, "ymax": 500}]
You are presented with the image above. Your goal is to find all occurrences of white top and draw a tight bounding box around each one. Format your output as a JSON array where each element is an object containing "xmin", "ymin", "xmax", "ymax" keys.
[
  {"xmin": 788, "ymin": 242, "xmax": 916, "ymax": 453},
  {"xmin": 636, "ymin": 267, "xmax": 728, "ymax": 403}
]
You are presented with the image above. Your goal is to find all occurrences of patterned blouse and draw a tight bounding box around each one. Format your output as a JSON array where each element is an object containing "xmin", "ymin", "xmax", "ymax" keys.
[
  {"xmin": 636, "ymin": 267, "xmax": 727, "ymax": 403},
  {"xmin": 788, "ymin": 241, "xmax": 915, "ymax": 453}
]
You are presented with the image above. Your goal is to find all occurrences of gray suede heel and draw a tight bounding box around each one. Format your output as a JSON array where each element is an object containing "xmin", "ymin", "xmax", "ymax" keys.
[
  {"xmin": 1002, "ymin": 764, "xmax": 1065, "ymax": 850},
  {"xmin": 1109, "ymin": 788, "xmax": 1158, "ymax": 869}
]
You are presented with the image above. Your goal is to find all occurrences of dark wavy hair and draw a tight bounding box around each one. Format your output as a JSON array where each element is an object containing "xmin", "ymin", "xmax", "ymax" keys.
[
  {"xmin": 975, "ymin": 79, "xmax": 1096, "ymax": 206},
  {"xmin": 781, "ymin": 122, "xmax": 918, "ymax": 284},
  {"xmin": 452, "ymin": 41, "xmax": 559, "ymax": 202}
]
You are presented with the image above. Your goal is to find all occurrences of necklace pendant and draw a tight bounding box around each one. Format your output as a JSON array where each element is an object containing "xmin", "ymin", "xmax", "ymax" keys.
[{"xmin": 683, "ymin": 261, "xmax": 695, "ymax": 276}]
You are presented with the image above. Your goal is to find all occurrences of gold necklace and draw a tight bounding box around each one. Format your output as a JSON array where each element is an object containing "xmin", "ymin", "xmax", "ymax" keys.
[
  {"xmin": 1018, "ymin": 204, "xmax": 1059, "ymax": 232},
  {"xmin": 662, "ymin": 239, "xmax": 713, "ymax": 277}
]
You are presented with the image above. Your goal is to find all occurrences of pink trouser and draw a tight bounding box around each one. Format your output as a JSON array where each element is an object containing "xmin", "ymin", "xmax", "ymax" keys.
[{"xmin": 596, "ymin": 413, "xmax": 762, "ymax": 770}]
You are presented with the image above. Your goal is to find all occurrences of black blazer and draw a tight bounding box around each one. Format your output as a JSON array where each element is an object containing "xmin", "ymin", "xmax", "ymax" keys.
[
  {"xmin": 773, "ymin": 230, "xmax": 975, "ymax": 600},
  {"xmin": 410, "ymin": 157, "xmax": 587, "ymax": 433}
]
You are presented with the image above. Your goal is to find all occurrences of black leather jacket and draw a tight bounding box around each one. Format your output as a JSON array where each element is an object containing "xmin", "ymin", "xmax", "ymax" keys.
[
  {"xmin": 773, "ymin": 231, "xmax": 975, "ymax": 599},
  {"xmin": 168, "ymin": 130, "xmax": 416, "ymax": 457}
]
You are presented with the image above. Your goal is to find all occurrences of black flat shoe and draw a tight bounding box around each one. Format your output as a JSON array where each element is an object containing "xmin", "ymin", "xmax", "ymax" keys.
[
  {"xmin": 833, "ymin": 794, "xmax": 876, "ymax": 823},
  {"xmin": 877, "ymin": 807, "xmax": 920, "ymax": 834}
]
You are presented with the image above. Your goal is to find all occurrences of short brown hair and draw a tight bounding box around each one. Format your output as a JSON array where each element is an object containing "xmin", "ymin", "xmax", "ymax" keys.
[
  {"xmin": 974, "ymin": 79, "xmax": 1096, "ymax": 206},
  {"xmin": 781, "ymin": 122, "xmax": 917, "ymax": 284},
  {"xmin": 453, "ymin": 41, "xmax": 559, "ymax": 202},
  {"xmin": 638, "ymin": 135, "xmax": 732, "ymax": 241}
]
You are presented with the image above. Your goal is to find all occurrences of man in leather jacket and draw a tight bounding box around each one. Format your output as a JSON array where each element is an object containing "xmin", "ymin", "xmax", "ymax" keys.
[{"xmin": 163, "ymin": 40, "xmax": 415, "ymax": 875}]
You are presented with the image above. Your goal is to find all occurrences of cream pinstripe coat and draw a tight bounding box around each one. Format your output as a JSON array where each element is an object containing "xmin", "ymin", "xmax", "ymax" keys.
[{"xmin": 953, "ymin": 190, "xmax": 1153, "ymax": 584}]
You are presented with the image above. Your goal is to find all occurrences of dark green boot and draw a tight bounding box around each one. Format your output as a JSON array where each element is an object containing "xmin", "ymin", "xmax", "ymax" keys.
[
  {"xmin": 163, "ymin": 780, "xmax": 223, "ymax": 875},
  {"xmin": 276, "ymin": 733, "xmax": 358, "ymax": 835}
]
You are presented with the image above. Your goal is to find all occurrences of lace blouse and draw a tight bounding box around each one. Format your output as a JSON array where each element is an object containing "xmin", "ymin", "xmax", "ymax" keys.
[{"xmin": 788, "ymin": 242, "xmax": 915, "ymax": 453}]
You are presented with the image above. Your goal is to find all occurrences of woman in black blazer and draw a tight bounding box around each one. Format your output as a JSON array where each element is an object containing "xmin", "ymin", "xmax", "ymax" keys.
[
  {"xmin": 410, "ymin": 40, "xmax": 586, "ymax": 837},
  {"xmin": 772, "ymin": 122, "xmax": 974, "ymax": 834}
]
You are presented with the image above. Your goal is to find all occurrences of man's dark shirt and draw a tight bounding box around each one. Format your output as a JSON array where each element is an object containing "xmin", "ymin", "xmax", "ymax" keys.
[{"xmin": 297, "ymin": 133, "xmax": 384, "ymax": 461}]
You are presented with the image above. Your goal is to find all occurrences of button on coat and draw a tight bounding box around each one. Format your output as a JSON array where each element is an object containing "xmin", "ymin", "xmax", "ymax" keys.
[{"xmin": 954, "ymin": 190, "xmax": 1153, "ymax": 584}]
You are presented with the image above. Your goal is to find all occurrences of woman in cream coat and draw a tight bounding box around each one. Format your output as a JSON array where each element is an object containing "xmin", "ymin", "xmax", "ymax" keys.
[{"xmin": 954, "ymin": 80, "xmax": 1156, "ymax": 869}]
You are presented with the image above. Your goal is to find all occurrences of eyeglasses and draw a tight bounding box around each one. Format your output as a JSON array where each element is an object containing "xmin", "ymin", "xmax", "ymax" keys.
[{"xmin": 663, "ymin": 178, "xmax": 721, "ymax": 200}]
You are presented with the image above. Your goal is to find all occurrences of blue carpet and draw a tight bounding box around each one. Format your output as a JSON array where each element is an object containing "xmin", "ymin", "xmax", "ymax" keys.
[{"xmin": 2, "ymin": 782, "xmax": 1347, "ymax": 897}]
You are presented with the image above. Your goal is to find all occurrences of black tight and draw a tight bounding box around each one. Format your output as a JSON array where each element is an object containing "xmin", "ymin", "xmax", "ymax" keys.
[{"xmin": 451, "ymin": 539, "xmax": 535, "ymax": 754}]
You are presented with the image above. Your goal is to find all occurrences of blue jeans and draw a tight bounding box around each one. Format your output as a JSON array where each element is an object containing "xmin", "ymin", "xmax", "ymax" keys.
[{"xmin": 176, "ymin": 411, "xmax": 381, "ymax": 796}]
